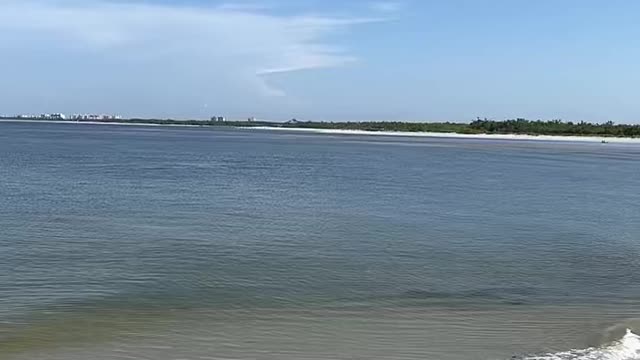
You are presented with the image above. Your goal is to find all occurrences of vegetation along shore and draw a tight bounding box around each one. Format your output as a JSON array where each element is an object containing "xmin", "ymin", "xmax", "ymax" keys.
[{"xmin": 2, "ymin": 117, "xmax": 640, "ymax": 137}]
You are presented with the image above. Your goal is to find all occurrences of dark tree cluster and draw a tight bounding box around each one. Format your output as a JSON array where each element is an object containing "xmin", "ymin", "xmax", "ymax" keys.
[{"xmin": 468, "ymin": 118, "xmax": 640, "ymax": 137}]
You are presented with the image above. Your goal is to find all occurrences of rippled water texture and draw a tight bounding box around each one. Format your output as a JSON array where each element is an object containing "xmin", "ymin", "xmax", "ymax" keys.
[{"xmin": 2, "ymin": 122, "xmax": 640, "ymax": 359}]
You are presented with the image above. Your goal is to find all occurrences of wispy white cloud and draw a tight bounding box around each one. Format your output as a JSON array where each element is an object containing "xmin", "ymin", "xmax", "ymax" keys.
[
  {"xmin": 215, "ymin": 2, "xmax": 273, "ymax": 12},
  {"xmin": 370, "ymin": 1, "xmax": 403, "ymax": 13},
  {"xmin": 0, "ymin": 0, "xmax": 380, "ymax": 112}
]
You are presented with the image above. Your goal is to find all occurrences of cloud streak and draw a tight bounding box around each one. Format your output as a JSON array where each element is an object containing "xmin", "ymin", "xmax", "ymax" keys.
[
  {"xmin": 0, "ymin": 0, "xmax": 379, "ymax": 116},
  {"xmin": 370, "ymin": 1, "xmax": 403, "ymax": 13}
]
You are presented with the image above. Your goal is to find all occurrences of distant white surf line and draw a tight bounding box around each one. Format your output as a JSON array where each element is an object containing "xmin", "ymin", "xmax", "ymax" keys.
[{"xmin": 248, "ymin": 126, "xmax": 640, "ymax": 144}]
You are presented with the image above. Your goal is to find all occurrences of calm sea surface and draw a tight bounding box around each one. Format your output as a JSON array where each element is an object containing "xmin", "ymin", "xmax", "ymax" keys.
[{"xmin": 2, "ymin": 121, "xmax": 640, "ymax": 360}]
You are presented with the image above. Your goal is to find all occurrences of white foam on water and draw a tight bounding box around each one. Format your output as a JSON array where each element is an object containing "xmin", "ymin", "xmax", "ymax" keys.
[{"xmin": 522, "ymin": 329, "xmax": 640, "ymax": 360}]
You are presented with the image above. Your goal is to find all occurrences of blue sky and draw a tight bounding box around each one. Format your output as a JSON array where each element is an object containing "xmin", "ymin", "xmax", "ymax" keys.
[{"xmin": 1, "ymin": 0, "xmax": 639, "ymax": 122}]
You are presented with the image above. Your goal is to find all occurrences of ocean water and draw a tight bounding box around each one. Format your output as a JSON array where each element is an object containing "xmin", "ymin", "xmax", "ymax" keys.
[{"xmin": 2, "ymin": 121, "xmax": 640, "ymax": 360}]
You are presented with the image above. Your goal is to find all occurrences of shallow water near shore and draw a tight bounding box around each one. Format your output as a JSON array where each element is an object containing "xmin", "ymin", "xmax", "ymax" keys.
[{"xmin": 2, "ymin": 122, "xmax": 640, "ymax": 359}]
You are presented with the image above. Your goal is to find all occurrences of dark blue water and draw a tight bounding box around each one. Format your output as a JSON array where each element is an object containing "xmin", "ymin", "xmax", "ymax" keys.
[{"xmin": 2, "ymin": 121, "xmax": 640, "ymax": 359}]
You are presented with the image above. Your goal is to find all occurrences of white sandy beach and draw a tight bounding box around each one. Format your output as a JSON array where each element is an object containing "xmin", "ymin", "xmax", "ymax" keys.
[{"xmin": 248, "ymin": 126, "xmax": 640, "ymax": 143}]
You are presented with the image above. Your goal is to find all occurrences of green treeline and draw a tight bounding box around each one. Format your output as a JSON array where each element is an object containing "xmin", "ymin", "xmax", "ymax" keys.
[
  {"xmin": 467, "ymin": 118, "xmax": 640, "ymax": 136},
  {"xmin": 280, "ymin": 118, "xmax": 640, "ymax": 137}
]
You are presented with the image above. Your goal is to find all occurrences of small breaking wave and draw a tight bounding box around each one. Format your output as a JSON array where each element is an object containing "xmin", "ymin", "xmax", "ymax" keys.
[{"xmin": 517, "ymin": 329, "xmax": 640, "ymax": 360}]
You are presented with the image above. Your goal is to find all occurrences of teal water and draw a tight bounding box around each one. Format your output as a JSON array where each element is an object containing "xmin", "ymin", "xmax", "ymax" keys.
[{"xmin": 2, "ymin": 122, "xmax": 640, "ymax": 359}]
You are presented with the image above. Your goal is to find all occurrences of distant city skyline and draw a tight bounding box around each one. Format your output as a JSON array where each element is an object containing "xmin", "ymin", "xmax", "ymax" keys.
[{"xmin": 1, "ymin": 0, "xmax": 640, "ymax": 123}]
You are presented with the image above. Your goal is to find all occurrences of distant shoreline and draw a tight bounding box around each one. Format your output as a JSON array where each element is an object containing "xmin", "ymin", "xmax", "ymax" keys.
[
  {"xmin": 0, "ymin": 119, "xmax": 202, "ymax": 127},
  {"xmin": 2, "ymin": 118, "xmax": 640, "ymax": 143},
  {"xmin": 246, "ymin": 126, "xmax": 640, "ymax": 143}
]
